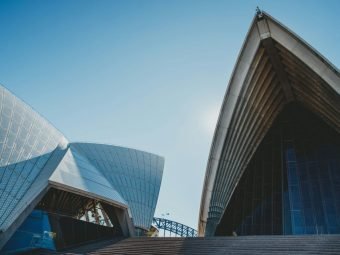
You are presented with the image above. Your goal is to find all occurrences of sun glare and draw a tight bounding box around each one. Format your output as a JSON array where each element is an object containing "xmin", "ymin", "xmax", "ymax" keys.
[{"xmin": 202, "ymin": 104, "xmax": 220, "ymax": 136}]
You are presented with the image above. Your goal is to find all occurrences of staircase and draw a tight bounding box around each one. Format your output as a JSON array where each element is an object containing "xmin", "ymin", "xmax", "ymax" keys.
[{"xmin": 31, "ymin": 235, "xmax": 340, "ymax": 254}]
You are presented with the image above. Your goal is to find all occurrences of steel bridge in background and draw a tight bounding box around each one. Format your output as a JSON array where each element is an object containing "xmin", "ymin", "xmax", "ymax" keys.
[{"xmin": 152, "ymin": 217, "xmax": 198, "ymax": 237}]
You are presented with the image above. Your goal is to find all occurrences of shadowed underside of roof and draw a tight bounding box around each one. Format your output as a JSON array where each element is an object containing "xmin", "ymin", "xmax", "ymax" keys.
[{"xmin": 199, "ymin": 11, "xmax": 340, "ymax": 236}]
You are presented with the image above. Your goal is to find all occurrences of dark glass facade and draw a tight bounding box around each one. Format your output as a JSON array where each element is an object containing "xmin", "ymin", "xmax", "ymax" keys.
[{"xmin": 216, "ymin": 103, "xmax": 340, "ymax": 235}]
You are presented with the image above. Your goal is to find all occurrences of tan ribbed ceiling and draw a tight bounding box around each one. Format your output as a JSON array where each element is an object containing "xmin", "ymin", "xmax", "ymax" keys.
[
  {"xmin": 276, "ymin": 42, "xmax": 340, "ymax": 133},
  {"xmin": 199, "ymin": 12, "xmax": 340, "ymax": 236}
]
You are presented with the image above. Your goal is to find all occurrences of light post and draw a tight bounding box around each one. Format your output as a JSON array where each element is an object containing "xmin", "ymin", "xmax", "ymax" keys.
[{"xmin": 161, "ymin": 213, "xmax": 170, "ymax": 237}]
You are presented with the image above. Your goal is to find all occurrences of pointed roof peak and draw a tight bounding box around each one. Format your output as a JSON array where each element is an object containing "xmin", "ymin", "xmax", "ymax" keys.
[{"xmin": 256, "ymin": 6, "xmax": 264, "ymax": 19}]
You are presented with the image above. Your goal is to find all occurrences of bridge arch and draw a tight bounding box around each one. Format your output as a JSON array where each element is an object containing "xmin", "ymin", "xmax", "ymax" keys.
[{"xmin": 152, "ymin": 217, "xmax": 198, "ymax": 237}]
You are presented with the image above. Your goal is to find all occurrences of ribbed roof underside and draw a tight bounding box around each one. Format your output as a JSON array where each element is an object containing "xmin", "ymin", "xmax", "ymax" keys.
[
  {"xmin": 276, "ymin": 42, "xmax": 340, "ymax": 132},
  {"xmin": 209, "ymin": 45, "xmax": 285, "ymax": 220},
  {"xmin": 200, "ymin": 12, "xmax": 340, "ymax": 236}
]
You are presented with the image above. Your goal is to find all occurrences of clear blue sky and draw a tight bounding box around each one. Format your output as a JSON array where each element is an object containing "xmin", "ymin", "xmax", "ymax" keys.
[{"xmin": 0, "ymin": 0, "xmax": 339, "ymax": 229}]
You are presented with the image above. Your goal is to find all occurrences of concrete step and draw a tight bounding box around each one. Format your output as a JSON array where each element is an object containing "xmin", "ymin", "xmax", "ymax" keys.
[{"xmin": 31, "ymin": 235, "xmax": 340, "ymax": 255}]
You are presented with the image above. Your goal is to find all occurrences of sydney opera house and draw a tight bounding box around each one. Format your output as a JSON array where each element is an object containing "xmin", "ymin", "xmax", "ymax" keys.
[
  {"xmin": 199, "ymin": 11, "xmax": 340, "ymax": 237},
  {"xmin": 0, "ymin": 85, "xmax": 164, "ymax": 253},
  {"xmin": 0, "ymin": 9, "xmax": 340, "ymax": 255}
]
